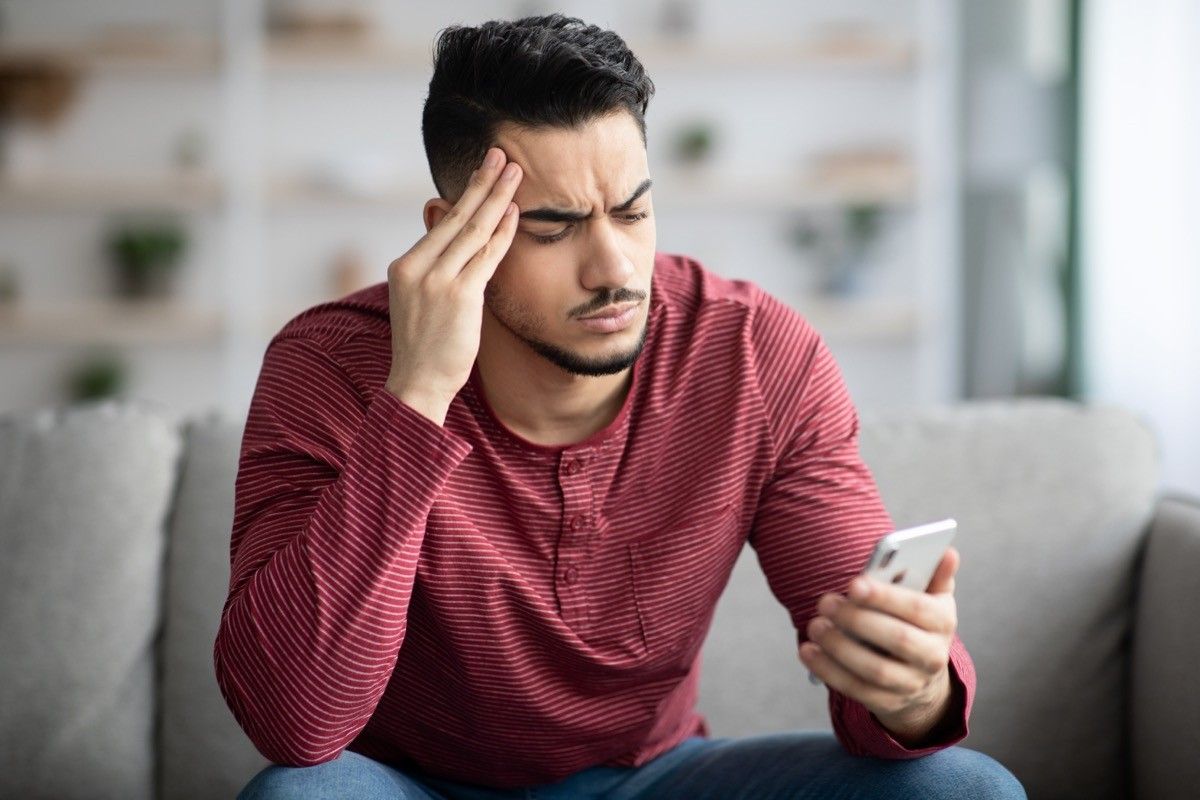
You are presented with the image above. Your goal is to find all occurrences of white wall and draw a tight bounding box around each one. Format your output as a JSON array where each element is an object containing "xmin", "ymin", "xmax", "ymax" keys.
[{"xmin": 1080, "ymin": 0, "xmax": 1200, "ymax": 496}]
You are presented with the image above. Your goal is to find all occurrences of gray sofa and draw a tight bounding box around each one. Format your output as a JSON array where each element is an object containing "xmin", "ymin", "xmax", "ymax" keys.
[{"xmin": 0, "ymin": 396, "xmax": 1195, "ymax": 799}]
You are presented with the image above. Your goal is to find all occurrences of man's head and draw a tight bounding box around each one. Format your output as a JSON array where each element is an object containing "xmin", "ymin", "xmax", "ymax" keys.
[{"xmin": 421, "ymin": 14, "xmax": 657, "ymax": 378}]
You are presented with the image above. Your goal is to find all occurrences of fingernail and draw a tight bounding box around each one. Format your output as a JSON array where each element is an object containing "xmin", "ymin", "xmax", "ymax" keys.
[
  {"xmin": 850, "ymin": 578, "xmax": 869, "ymax": 599},
  {"xmin": 502, "ymin": 162, "xmax": 519, "ymax": 181},
  {"xmin": 504, "ymin": 202, "xmax": 516, "ymax": 217},
  {"xmin": 485, "ymin": 149, "xmax": 501, "ymax": 168}
]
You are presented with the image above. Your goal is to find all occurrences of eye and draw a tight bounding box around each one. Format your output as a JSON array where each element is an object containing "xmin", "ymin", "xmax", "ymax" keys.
[{"xmin": 529, "ymin": 211, "xmax": 650, "ymax": 245}]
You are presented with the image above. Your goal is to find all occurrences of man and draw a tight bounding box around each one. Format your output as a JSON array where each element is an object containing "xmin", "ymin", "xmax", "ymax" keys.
[{"xmin": 220, "ymin": 13, "xmax": 1027, "ymax": 800}]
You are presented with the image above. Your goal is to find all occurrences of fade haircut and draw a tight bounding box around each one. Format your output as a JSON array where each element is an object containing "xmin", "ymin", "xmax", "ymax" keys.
[{"xmin": 421, "ymin": 13, "xmax": 655, "ymax": 201}]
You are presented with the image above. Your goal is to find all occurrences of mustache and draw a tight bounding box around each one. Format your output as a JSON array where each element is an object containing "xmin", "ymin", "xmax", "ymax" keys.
[{"xmin": 573, "ymin": 288, "xmax": 645, "ymax": 318}]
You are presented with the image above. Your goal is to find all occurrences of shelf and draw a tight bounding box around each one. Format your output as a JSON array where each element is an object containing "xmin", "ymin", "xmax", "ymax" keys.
[
  {"xmin": 0, "ymin": 172, "xmax": 222, "ymax": 212},
  {"xmin": 262, "ymin": 34, "xmax": 913, "ymax": 73},
  {"xmin": 265, "ymin": 34, "xmax": 429, "ymax": 71},
  {"xmin": 0, "ymin": 300, "xmax": 225, "ymax": 346},
  {"xmin": 0, "ymin": 36, "xmax": 221, "ymax": 73},
  {"xmin": 786, "ymin": 295, "xmax": 920, "ymax": 343},
  {"xmin": 629, "ymin": 37, "xmax": 915, "ymax": 71}
]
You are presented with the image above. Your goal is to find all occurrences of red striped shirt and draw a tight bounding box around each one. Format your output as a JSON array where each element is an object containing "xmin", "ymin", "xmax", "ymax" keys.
[{"xmin": 214, "ymin": 250, "xmax": 975, "ymax": 788}]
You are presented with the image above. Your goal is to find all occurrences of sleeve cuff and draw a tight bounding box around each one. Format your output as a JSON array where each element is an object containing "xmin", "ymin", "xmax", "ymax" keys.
[{"xmin": 368, "ymin": 384, "xmax": 474, "ymax": 465}]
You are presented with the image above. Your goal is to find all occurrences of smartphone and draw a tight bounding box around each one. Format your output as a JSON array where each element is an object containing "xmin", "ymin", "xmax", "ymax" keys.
[{"xmin": 807, "ymin": 518, "xmax": 957, "ymax": 686}]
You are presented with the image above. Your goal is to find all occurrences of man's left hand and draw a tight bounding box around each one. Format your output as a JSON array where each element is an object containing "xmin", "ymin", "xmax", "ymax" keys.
[{"xmin": 799, "ymin": 546, "xmax": 960, "ymax": 735}]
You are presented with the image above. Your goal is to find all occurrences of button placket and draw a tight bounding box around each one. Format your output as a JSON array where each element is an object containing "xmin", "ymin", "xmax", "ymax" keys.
[{"xmin": 555, "ymin": 450, "xmax": 595, "ymax": 628}]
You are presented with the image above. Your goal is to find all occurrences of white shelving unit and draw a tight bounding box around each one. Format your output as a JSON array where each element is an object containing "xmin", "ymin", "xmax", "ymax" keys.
[{"xmin": 0, "ymin": 0, "xmax": 960, "ymax": 417}]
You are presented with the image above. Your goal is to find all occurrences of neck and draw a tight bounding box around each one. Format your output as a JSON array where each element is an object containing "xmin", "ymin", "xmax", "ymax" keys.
[{"xmin": 475, "ymin": 315, "xmax": 633, "ymax": 446}]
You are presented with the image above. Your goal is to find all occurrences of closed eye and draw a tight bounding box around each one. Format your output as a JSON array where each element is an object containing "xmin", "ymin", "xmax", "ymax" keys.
[{"xmin": 529, "ymin": 211, "xmax": 650, "ymax": 245}]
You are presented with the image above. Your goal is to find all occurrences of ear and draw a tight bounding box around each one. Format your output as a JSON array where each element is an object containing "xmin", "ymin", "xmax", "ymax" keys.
[{"xmin": 423, "ymin": 197, "xmax": 454, "ymax": 233}]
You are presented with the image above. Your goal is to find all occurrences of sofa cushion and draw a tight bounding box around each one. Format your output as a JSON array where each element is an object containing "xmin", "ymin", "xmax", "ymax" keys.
[
  {"xmin": 0, "ymin": 400, "xmax": 182, "ymax": 800},
  {"xmin": 160, "ymin": 413, "xmax": 268, "ymax": 800},
  {"xmin": 699, "ymin": 397, "xmax": 1157, "ymax": 800}
]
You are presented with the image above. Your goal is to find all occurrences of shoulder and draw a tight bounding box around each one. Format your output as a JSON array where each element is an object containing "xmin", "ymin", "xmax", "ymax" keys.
[
  {"xmin": 652, "ymin": 252, "xmax": 841, "ymax": 452},
  {"xmin": 269, "ymin": 282, "xmax": 391, "ymax": 356},
  {"xmin": 652, "ymin": 250, "xmax": 822, "ymax": 375}
]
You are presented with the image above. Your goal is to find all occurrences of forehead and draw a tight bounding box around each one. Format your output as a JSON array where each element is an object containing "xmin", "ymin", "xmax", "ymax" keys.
[{"xmin": 493, "ymin": 112, "xmax": 648, "ymax": 209}]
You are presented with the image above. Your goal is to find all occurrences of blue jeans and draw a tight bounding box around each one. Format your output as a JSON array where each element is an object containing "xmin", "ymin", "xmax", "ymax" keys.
[{"xmin": 237, "ymin": 732, "xmax": 1028, "ymax": 799}]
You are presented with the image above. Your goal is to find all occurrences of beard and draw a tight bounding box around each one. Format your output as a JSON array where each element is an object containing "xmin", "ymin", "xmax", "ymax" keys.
[{"xmin": 483, "ymin": 283, "xmax": 650, "ymax": 377}]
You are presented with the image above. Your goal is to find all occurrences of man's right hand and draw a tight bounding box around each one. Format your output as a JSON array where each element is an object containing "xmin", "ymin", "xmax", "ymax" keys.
[{"xmin": 384, "ymin": 146, "xmax": 523, "ymax": 425}]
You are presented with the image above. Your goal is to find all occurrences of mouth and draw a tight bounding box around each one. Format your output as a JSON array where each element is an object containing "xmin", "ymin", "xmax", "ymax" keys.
[
  {"xmin": 579, "ymin": 301, "xmax": 640, "ymax": 320},
  {"xmin": 576, "ymin": 301, "xmax": 640, "ymax": 333}
]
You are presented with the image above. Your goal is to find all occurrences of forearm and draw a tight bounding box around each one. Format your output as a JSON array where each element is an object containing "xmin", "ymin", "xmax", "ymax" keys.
[{"xmin": 216, "ymin": 389, "xmax": 471, "ymax": 765}]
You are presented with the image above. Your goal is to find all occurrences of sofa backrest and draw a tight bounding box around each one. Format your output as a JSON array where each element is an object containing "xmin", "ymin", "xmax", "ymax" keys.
[{"xmin": 0, "ymin": 401, "xmax": 183, "ymax": 800}]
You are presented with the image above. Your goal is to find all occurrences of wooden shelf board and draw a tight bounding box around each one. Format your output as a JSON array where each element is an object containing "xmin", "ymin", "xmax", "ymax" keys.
[
  {"xmin": 0, "ymin": 172, "xmax": 222, "ymax": 212},
  {"xmin": 0, "ymin": 301, "xmax": 225, "ymax": 346},
  {"xmin": 787, "ymin": 295, "xmax": 921, "ymax": 342}
]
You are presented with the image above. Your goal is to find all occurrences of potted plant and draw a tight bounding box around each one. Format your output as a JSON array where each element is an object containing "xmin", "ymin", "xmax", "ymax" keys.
[
  {"xmin": 789, "ymin": 203, "xmax": 884, "ymax": 296},
  {"xmin": 673, "ymin": 120, "xmax": 716, "ymax": 166},
  {"xmin": 106, "ymin": 219, "xmax": 187, "ymax": 299},
  {"xmin": 65, "ymin": 350, "xmax": 129, "ymax": 403},
  {"xmin": 0, "ymin": 54, "xmax": 79, "ymax": 176}
]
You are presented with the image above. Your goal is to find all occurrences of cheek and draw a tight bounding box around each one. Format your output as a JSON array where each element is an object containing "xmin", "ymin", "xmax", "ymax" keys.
[{"xmin": 485, "ymin": 266, "xmax": 554, "ymax": 329}]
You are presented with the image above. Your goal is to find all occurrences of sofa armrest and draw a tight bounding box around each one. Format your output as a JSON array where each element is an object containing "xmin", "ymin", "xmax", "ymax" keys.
[{"xmin": 1130, "ymin": 493, "xmax": 1200, "ymax": 800}]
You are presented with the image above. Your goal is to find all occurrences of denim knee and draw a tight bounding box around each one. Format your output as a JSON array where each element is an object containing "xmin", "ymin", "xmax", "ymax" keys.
[
  {"xmin": 919, "ymin": 746, "xmax": 1028, "ymax": 800},
  {"xmin": 236, "ymin": 750, "xmax": 424, "ymax": 800}
]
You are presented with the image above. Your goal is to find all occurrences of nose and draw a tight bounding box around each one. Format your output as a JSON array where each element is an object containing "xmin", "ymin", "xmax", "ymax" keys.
[{"xmin": 580, "ymin": 218, "xmax": 636, "ymax": 292}]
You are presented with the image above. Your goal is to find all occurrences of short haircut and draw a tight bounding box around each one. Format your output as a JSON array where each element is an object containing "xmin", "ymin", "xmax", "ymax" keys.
[{"xmin": 421, "ymin": 13, "xmax": 655, "ymax": 201}]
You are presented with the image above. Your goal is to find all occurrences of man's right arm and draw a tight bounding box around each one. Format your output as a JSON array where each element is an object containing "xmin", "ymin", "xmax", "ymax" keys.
[{"xmin": 213, "ymin": 335, "xmax": 472, "ymax": 766}]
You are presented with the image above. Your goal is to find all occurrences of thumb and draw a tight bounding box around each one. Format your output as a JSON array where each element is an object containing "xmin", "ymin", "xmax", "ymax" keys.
[{"xmin": 926, "ymin": 546, "xmax": 959, "ymax": 595}]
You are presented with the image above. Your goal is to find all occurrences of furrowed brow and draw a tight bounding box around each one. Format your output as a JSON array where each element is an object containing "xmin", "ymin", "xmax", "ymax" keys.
[{"xmin": 519, "ymin": 178, "xmax": 653, "ymax": 223}]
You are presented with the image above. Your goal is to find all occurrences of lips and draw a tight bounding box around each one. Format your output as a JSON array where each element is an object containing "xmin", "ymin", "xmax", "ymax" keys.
[{"xmin": 580, "ymin": 302, "xmax": 639, "ymax": 320}]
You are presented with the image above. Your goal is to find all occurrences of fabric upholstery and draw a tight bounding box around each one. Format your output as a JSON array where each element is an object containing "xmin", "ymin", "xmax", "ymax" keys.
[
  {"xmin": 159, "ymin": 414, "xmax": 266, "ymax": 800},
  {"xmin": 0, "ymin": 401, "xmax": 182, "ymax": 800},
  {"xmin": 1130, "ymin": 493, "xmax": 1200, "ymax": 800}
]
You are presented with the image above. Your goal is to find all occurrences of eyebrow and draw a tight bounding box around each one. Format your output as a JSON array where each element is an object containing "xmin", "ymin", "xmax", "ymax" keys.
[{"xmin": 518, "ymin": 178, "xmax": 653, "ymax": 223}]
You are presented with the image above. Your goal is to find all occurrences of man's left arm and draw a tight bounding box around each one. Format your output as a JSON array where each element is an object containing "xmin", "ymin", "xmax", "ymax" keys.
[{"xmin": 746, "ymin": 328, "xmax": 975, "ymax": 759}]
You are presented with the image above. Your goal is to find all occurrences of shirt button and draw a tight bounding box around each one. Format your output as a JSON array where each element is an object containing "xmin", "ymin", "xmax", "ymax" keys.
[
  {"xmin": 564, "ymin": 458, "xmax": 584, "ymax": 475},
  {"xmin": 562, "ymin": 565, "xmax": 579, "ymax": 584},
  {"xmin": 570, "ymin": 515, "xmax": 587, "ymax": 532}
]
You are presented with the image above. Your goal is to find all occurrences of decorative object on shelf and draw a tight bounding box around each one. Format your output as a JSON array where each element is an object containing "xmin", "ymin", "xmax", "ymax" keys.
[
  {"xmin": 805, "ymin": 147, "xmax": 913, "ymax": 200},
  {"xmin": 658, "ymin": 1, "xmax": 700, "ymax": 40},
  {"xmin": 64, "ymin": 348, "xmax": 129, "ymax": 404},
  {"xmin": 330, "ymin": 245, "xmax": 369, "ymax": 298},
  {"xmin": 671, "ymin": 119, "xmax": 717, "ymax": 167},
  {"xmin": 0, "ymin": 54, "xmax": 80, "ymax": 178},
  {"xmin": 266, "ymin": 0, "xmax": 375, "ymax": 43},
  {"xmin": 801, "ymin": 21, "xmax": 915, "ymax": 66},
  {"xmin": 106, "ymin": 218, "xmax": 188, "ymax": 299},
  {"xmin": 788, "ymin": 203, "xmax": 885, "ymax": 296},
  {"xmin": 173, "ymin": 125, "xmax": 207, "ymax": 173},
  {"xmin": 0, "ymin": 259, "xmax": 19, "ymax": 307}
]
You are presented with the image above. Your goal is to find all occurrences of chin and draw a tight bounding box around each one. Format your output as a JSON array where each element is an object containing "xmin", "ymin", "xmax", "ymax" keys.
[{"xmin": 530, "ymin": 318, "xmax": 649, "ymax": 377}]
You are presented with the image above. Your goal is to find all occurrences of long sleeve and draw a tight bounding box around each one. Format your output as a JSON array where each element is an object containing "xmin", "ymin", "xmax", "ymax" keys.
[
  {"xmin": 747, "ymin": 317, "xmax": 975, "ymax": 759},
  {"xmin": 213, "ymin": 336, "xmax": 473, "ymax": 766}
]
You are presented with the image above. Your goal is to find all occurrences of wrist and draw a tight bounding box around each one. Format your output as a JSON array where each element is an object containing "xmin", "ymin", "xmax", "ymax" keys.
[
  {"xmin": 876, "ymin": 668, "xmax": 955, "ymax": 747},
  {"xmin": 386, "ymin": 378, "xmax": 452, "ymax": 426}
]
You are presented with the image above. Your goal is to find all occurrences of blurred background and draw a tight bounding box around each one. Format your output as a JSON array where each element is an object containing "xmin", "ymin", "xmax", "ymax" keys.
[{"xmin": 0, "ymin": 0, "xmax": 1195, "ymax": 497}]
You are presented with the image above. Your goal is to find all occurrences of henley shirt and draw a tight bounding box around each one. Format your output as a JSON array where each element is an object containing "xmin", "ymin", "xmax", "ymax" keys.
[{"xmin": 214, "ymin": 250, "xmax": 975, "ymax": 788}]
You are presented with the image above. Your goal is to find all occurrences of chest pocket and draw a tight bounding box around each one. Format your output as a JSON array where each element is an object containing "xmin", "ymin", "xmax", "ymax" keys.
[{"xmin": 628, "ymin": 500, "xmax": 743, "ymax": 667}]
